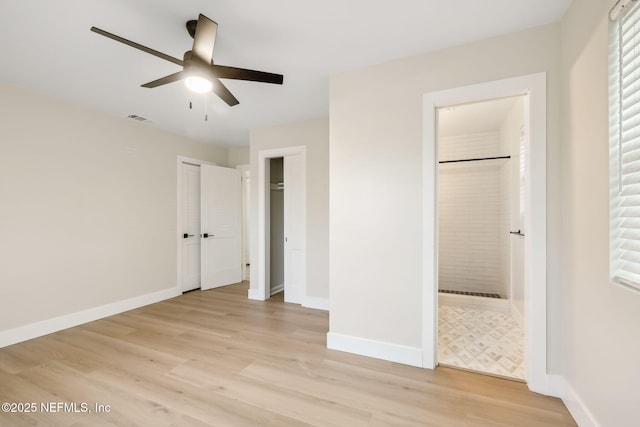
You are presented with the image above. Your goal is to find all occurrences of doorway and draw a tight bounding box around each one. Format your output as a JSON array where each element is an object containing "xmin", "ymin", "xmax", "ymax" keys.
[
  {"xmin": 250, "ymin": 146, "xmax": 307, "ymax": 304},
  {"xmin": 436, "ymin": 95, "xmax": 526, "ymax": 381},
  {"xmin": 269, "ymin": 157, "xmax": 285, "ymax": 296},
  {"xmin": 177, "ymin": 157, "xmax": 242, "ymax": 293},
  {"xmin": 422, "ymin": 73, "xmax": 549, "ymax": 394}
]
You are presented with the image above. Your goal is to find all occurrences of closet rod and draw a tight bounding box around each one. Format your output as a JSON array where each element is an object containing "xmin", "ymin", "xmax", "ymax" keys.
[{"xmin": 438, "ymin": 155, "xmax": 510, "ymax": 164}]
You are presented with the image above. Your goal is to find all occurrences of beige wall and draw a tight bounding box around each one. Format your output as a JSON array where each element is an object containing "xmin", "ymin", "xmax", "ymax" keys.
[
  {"xmin": 561, "ymin": 0, "xmax": 640, "ymax": 424},
  {"xmin": 0, "ymin": 82, "xmax": 228, "ymax": 332},
  {"xmin": 228, "ymin": 146, "xmax": 250, "ymax": 167},
  {"xmin": 249, "ymin": 118, "xmax": 330, "ymax": 300},
  {"xmin": 329, "ymin": 24, "xmax": 564, "ymax": 369}
]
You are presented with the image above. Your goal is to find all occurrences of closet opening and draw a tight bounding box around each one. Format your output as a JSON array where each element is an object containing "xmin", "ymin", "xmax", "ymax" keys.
[
  {"xmin": 436, "ymin": 95, "xmax": 527, "ymax": 381},
  {"xmin": 250, "ymin": 145, "xmax": 306, "ymax": 304},
  {"xmin": 269, "ymin": 157, "xmax": 285, "ymax": 297}
]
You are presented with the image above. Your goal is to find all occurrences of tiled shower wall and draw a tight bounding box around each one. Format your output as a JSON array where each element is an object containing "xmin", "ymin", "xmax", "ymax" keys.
[{"xmin": 438, "ymin": 132, "xmax": 511, "ymax": 297}]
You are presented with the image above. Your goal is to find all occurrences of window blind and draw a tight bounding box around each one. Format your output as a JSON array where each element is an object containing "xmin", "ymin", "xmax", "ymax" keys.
[{"xmin": 611, "ymin": 0, "xmax": 640, "ymax": 291}]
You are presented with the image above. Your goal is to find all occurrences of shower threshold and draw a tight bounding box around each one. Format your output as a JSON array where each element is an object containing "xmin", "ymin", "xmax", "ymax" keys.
[{"xmin": 438, "ymin": 289, "xmax": 502, "ymax": 299}]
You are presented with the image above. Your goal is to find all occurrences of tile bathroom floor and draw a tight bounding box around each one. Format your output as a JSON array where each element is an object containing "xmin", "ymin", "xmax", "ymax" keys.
[{"xmin": 438, "ymin": 304, "xmax": 525, "ymax": 381}]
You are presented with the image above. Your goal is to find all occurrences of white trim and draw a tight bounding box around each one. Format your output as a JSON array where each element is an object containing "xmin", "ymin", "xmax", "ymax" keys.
[
  {"xmin": 176, "ymin": 156, "xmax": 215, "ymax": 294},
  {"xmin": 250, "ymin": 146, "xmax": 307, "ymax": 302},
  {"xmin": 303, "ymin": 296, "xmax": 330, "ymax": 311},
  {"xmin": 422, "ymin": 73, "xmax": 549, "ymax": 393},
  {"xmin": 422, "ymin": 91, "xmax": 439, "ymax": 369},
  {"xmin": 327, "ymin": 332, "xmax": 422, "ymax": 367},
  {"xmin": 0, "ymin": 287, "xmax": 179, "ymax": 348},
  {"xmin": 270, "ymin": 283, "xmax": 284, "ymax": 295},
  {"xmin": 284, "ymin": 287, "xmax": 304, "ymax": 304},
  {"xmin": 248, "ymin": 288, "xmax": 263, "ymax": 300},
  {"xmin": 563, "ymin": 381, "xmax": 602, "ymax": 427},
  {"xmin": 545, "ymin": 374, "xmax": 568, "ymax": 399}
]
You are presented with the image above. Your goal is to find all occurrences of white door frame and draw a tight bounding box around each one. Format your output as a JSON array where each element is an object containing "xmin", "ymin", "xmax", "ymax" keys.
[
  {"xmin": 422, "ymin": 73, "xmax": 550, "ymax": 394},
  {"xmin": 176, "ymin": 155, "xmax": 215, "ymax": 294},
  {"xmin": 249, "ymin": 146, "xmax": 307, "ymax": 301},
  {"xmin": 236, "ymin": 164, "xmax": 251, "ymax": 281}
]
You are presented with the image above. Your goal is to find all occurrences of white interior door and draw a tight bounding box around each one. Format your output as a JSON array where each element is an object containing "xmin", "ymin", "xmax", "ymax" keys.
[
  {"xmin": 283, "ymin": 155, "xmax": 306, "ymax": 303},
  {"xmin": 241, "ymin": 167, "xmax": 251, "ymax": 281},
  {"xmin": 181, "ymin": 163, "xmax": 201, "ymax": 292},
  {"xmin": 201, "ymin": 165, "xmax": 242, "ymax": 290},
  {"xmin": 510, "ymin": 125, "xmax": 526, "ymax": 324}
]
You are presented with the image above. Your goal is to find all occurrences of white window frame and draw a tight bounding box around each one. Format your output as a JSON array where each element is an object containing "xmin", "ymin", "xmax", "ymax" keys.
[{"xmin": 610, "ymin": 0, "xmax": 640, "ymax": 292}]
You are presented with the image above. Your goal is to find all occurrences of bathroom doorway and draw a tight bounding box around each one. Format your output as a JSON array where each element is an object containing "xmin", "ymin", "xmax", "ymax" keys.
[{"xmin": 436, "ymin": 96, "xmax": 526, "ymax": 381}]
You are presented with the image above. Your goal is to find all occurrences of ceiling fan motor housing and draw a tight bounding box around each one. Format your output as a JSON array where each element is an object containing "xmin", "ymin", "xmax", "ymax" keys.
[
  {"xmin": 182, "ymin": 51, "xmax": 213, "ymax": 83},
  {"xmin": 186, "ymin": 20, "xmax": 198, "ymax": 39}
]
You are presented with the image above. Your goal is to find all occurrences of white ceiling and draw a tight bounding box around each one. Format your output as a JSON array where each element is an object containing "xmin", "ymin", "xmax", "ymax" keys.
[
  {"xmin": 438, "ymin": 96, "xmax": 521, "ymax": 137},
  {"xmin": 0, "ymin": 0, "xmax": 571, "ymax": 147}
]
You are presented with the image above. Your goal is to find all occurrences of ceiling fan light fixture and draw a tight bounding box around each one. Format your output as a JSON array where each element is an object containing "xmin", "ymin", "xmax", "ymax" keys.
[
  {"xmin": 91, "ymin": 13, "xmax": 283, "ymax": 107},
  {"xmin": 185, "ymin": 75, "xmax": 212, "ymax": 94}
]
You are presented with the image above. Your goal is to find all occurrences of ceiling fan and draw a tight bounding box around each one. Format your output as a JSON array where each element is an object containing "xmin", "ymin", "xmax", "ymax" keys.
[{"xmin": 90, "ymin": 14, "xmax": 284, "ymax": 106}]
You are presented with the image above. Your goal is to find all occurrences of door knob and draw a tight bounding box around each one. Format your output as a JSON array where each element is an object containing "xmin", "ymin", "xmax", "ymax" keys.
[
  {"xmin": 183, "ymin": 233, "xmax": 195, "ymax": 239},
  {"xmin": 202, "ymin": 233, "xmax": 213, "ymax": 238}
]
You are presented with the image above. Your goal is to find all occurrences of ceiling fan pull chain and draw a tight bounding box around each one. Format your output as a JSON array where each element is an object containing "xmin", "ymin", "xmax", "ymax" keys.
[
  {"xmin": 205, "ymin": 94, "xmax": 208, "ymax": 121},
  {"xmin": 189, "ymin": 100, "xmax": 192, "ymax": 110}
]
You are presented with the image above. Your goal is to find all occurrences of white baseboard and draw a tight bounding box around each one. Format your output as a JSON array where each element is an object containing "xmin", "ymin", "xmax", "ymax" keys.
[
  {"xmin": 438, "ymin": 293, "xmax": 510, "ymax": 313},
  {"xmin": 284, "ymin": 288, "xmax": 304, "ymax": 305},
  {"xmin": 0, "ymin": 287, "xmax": 180, "ymax": 348},
  {"xmin": 536, "ymin": 375, "xmax": 601, "ymax": 427},
  {"xmin": 327, "ymin": 332, "xmax": 422, "ymax": 367},
  {"xmin": 247, "ymin": 287, "xmax": 328, "ymax": 310},
  {"xmin": 563, "ymin": 381, "xmax": 601, "ymax": 427},
  {"xmin": 270, "ymin": 283, "xmax": 284, "ymax": 296},
  {"xmin": 544, "ymin": 374, "xmax": 567, "ymax": 398},
  {"xmin": 248, "ymin": 288, "xmax": 265, "ymax": 301},
  {"xmin": 303, "ymin": 296, "xmax": 329, "ymax": 311}
]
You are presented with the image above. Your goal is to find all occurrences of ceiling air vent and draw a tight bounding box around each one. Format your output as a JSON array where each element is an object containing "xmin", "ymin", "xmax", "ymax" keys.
[{"xmin": 127, "ymin": 114, "xmax": 151, "ymax": 123}]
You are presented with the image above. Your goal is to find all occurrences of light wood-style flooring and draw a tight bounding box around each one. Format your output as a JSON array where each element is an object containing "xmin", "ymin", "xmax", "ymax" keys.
[{"xmin": 0, "ymin": 282, "xmax": 576, "ymax": 426}]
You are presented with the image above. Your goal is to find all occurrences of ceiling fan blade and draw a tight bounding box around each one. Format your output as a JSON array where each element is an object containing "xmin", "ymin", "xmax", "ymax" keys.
[
  {"xmin": 141, "ymin": 71, "xmax": 185, "ymax": 88},
  {"xmin": 191, "ymin": 14, "xmax": 218, "ymax": 64},
  {"xmin": 90, "ymin": 26, "xmax": 183, "ymax": 67},
  {"xmin": 211, "ymin": 79, "xmax": 239, "ymax": 106},
  {"xmin": 210, "ymin": 64, "xmax": 284, "ymax": 85}
]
